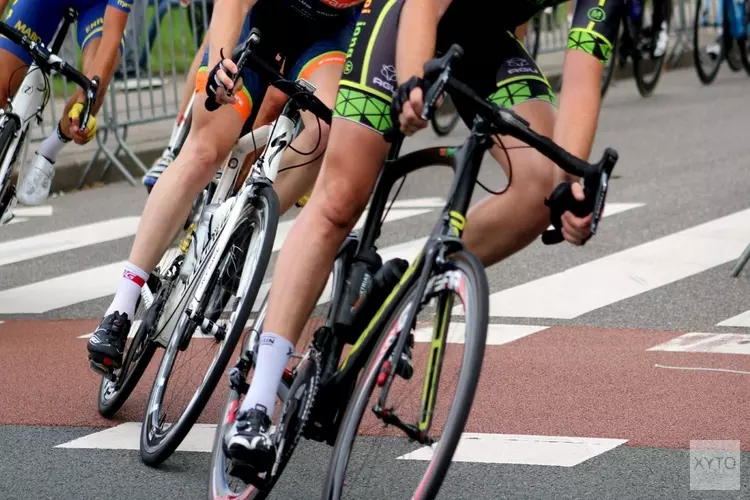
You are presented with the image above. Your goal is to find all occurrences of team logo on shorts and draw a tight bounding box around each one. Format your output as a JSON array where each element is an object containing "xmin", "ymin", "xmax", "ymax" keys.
[
  {"xmin": 587, "ymin": 6, "xmax": 606, "ymax": 22},
  {"xmin": 380, "ymin": 64, "xmax": 396, "ymax": 82},
  {"xmin": 507, "ymin": 58, "xmax": 529, "ymax": 67}
]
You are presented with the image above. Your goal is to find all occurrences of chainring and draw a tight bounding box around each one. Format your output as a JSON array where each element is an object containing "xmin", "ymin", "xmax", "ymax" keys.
[{"xmin": 270, "ymin": 349, "xmax": 322, "ymax": 478}]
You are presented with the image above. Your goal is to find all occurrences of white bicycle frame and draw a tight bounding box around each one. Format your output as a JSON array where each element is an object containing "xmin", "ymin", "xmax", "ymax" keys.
[{"xmin": 0, "ymin": 64, "xmax": 47, "ymax": 201}]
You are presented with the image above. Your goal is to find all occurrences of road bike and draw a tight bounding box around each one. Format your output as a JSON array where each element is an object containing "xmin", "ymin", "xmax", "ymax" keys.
[
  {"xmin": 0, "ymin": 9, "xmax": 97, "ymax": 226},
  {"xmin": 207, "ymin": 44, "xmax": 618, "ymax": 500},
  {"xmin": 600, "ymin": 0, "xmax": 673, "ymax": 97},
  {"xmin": 693, "ymin": 0, "xmax": 750, "ymax": 83}
]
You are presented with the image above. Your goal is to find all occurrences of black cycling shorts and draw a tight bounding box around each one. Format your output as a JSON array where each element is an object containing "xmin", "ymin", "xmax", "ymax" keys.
[{"xmin": 334, "ymin": 0, "xmax": 622, "ymax": 134}]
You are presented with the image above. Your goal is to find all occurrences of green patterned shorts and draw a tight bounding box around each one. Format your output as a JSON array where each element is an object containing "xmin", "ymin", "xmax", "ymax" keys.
[{"xmin": 333, "ymin": 0, "xmax": 558, "ymax": 135}]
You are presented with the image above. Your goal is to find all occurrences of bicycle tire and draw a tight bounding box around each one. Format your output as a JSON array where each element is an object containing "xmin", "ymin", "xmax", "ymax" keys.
[
  {"xmin": 633, "ymin": 0, "xmax": 671, "ymax": 97},
  {"xmin": 601, "ymin": 28, "xmax": 620, "ymax": 98},
  {"xmin": 694, "ymin": 0, "xmax": 726, "ymax": 84},
  {"xmin": 736, "ymin": 0, "xmax": 750, "ymax": 74},
  {"xmin": 0, "ymin": 118, "xmax": 20, "ymax": 222},
  {"xmin": 140, "ymin": 185, "xmax": 279, "ymax": 466},
  {"xmin": 322, "ymin": 250, "xmax": 489, "ymax": 500},
  {"xmin": 430, "ymin": 95, "xmax": 460, "ymax": 137},
  {"xmin": 727, "ymin": 40, "xmax": 743, "ymax": 70}
]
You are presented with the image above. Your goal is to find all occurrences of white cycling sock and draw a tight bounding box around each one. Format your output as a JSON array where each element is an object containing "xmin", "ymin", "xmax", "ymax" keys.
[
  {"xmin": 105, "ymin": 262, "xmax": 149, "ymax": 319},
  {"xmin": 240, "ymin": 332, "xmax": 294, "ymax": 415},
  {"xmin": 37, "ymin": 123, "xmax": 71, "ymax": 163}
]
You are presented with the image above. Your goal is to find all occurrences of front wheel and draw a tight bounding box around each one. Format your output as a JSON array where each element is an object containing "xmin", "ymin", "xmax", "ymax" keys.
[
  {"xmin": 633, "ymin": 0, "xmax": 672, "ymax": 96},
  {"xmin": 322, "ymin": 250, "xmax": 489, "ymax": 500},
  {"xmin": 694, "ymin": 0, "xmax": 726, "ymax": 84},
  {"xmin": 140, "ymin": 185, "xmax": 279, "ymax": 466}
]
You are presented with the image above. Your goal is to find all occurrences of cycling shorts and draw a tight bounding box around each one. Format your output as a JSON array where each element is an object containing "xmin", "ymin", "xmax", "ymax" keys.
[
  {"xmin": 0, "ymin": 0, "xmax": 130, "ymax": 64},
  {"xmin": 196, "ymin": 0, "xmax": 356, "ymax": 124},
  {"xmin": 334, "ymin": 0, "xmax": 622, "ymax": 134}
]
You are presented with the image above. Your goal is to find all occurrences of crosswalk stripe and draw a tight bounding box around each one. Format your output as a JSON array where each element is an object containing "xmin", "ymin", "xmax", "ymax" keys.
[
  {"xmin": 648, "ymin": 332, "xmax": 750, "ymax": 355},
  {"xmin": 486, "ymin": 208, "xmax": 750, "ymax": 319},
  {"xmin": 0, "ymin": 261, "xmax": 125, "ymax": 314},
  {"xmin": 716, "ymin": 309, "xmax": 750, "ymax": 327},
  {"xmin": 0, "ymin": 217, "xmax": 140, "ymax": 267},
  {"xmin": 413, "ymin": 323, "xmax": 548, "ymax": 345},
  {"xmin": 4, "ymin": 205, "xmax": 54, "ymax": 225},
  {"xmin": 55, "ymin": 422, "xmax": 217, "ymax": 452},
  {"xmin": 397, "ymin": 433, "xmax": 628, "ymax": 467}
]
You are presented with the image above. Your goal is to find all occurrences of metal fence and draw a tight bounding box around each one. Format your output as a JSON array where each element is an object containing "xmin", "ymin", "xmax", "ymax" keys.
[{"xmin": 29, "ymin": 0, "xmax": 697, "ymax": 188}]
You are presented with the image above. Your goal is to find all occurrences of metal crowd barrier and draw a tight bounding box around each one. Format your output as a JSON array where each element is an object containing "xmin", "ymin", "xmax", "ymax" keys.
[{"xmin": 27, "ymin": 0, "xmax": 697, "ymax": 188}]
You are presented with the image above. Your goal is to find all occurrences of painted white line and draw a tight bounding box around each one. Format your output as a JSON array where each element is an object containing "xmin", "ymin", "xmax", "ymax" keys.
[
  {"xmin": 648, "ymin": 332, "xmax": 750, "ymax": 355},
  {"xmin": 717, "ymin": 309, "xmax": 750, "ymax": 327},
  {"xmin": 55, "ymin": 422, "xmax": 217, "ymax": 453},
  {"xmin": 0, "ymin": 217, "xmax": 140, "ymax": 267},
  {"xmin": 654, "ymin": 364, "xmax": 750, "ymax": 375},
  {"xmin": 0, "ymin": 261, "xmax": 125, "ymax": 314},
  {"xmin": 544, "ymin": 202, "xmax": 644, "ymax": 231},
  {"xmin": 397, "ymin": 433, "xmax": 628, "ymax": 467},
  {"xmin": 6, "ymin": 217, "xmax": 28, "ymax": 225},
  {"xmin": 413, "ymin": 323, "xmax": 547, "ymax": 345},
  {"xmin": 487, "ymin": 208, "xmax": 750, "ymax": 319},
  {"xmin": 13, "ymin": 205, "xmax": 53, "ymax": 217}
]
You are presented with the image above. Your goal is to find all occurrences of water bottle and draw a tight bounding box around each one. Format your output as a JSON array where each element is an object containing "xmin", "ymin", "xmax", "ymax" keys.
[
  {"xmin": 335, "ymin": 247, "xmax": 382, "ymax": 331},
  {"xmin": 180, "ymin": 200, "xmax": 233, "ymax": 279},
  {"xmin": 350, "ymin": 258, "xmax": 409, "ymax": 335}
]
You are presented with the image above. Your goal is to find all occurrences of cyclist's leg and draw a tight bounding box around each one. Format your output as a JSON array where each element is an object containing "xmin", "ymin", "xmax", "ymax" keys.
[
  {"xmin": 457, "ymin": 32, "xmax": 567, "ymax": 267},
  {"xmin": 225, "ymin": 1, "xmax": 400, "ymax": 467},
  {"xmin": 274, "ymin": 46, "xmax": 349, "ymax": 214},
  {"xmin": 86, "ymin": 37, "xmax": 262, "ymax": 370}
]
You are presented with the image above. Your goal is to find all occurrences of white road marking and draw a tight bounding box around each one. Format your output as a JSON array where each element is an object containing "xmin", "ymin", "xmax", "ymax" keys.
[
  {"xmin": 0, "ymin": 217, "xmax": 140, "ymax": 267},
  {"xmin": 0, "ymin": 261, "xmax": 125, "ymax": 314},
  {"xmin": 717, "ymin": 309, "xmax": 750, "ymax": 327},
  {"xmin": 13, "ymin": 205, "xmax": 53, "ymax": 217},
  {"xmin": 413, "ymin": 323, "xmax": 548, "ymax": 345},
  {"xmin": 397, "ymin": 433, "xmax": 628, "ymax": 467},
  {"xmin": 647, "ymin": 332, "xmax": 750, "ymax": 355},
  {"xmin": 654, "ymin": 364, "xmax": 750, "ymax": 375},
  {"xmin": 487, "ymin": 208, "xmax": 750, "ymax": 319},
  {"xmin": 55, "ymin": 422, "xmax": 217, "ymax": 453}
]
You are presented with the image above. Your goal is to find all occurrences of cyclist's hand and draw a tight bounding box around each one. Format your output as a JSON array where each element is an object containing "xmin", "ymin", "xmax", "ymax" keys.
[
  {"xmin": 68, "ymin": 103, "xmax": 96, "ymax": 145},
  {"xmin": 391, "ymin": 76, "xmax": 426, "ymax": 136},
  {"xmin": 561, "ymin": 182, "xmax": 593, "ymax": 245},
  {"xmin": 208, "ymin": 57, "xmax": 242, "ymax": 106}
]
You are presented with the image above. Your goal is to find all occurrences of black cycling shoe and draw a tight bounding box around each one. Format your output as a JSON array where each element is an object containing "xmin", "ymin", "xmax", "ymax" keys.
[
  {"xmin": 225, "ymin": 405, "xmax": 276, "ymax": 473},
  {"xmin": 87, "ymin": 312, "xmax": 131, "ymax": 376}
]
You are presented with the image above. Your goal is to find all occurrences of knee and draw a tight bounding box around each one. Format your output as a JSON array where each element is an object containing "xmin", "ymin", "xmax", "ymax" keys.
[
  {"xmin": 176, "ymin": 131, "xmax": 225, "ymax": 186},
  {"xmin": 297, "ymin": 117, "xmax": 331, "ymax": 154},
  {"xmin": 310, "ymin": 147, "xmax": 369, "ymax": 231}
]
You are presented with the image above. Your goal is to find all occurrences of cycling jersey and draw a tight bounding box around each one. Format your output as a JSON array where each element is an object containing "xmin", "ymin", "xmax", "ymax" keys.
[
  {"xmin": 196, "ymin": 0, "xmax": 363, "ymax": 124},
  {"xmin": 0, "ymin": 0, "xmax": 130, "ymax": 64},
  {"xmin": 335, "ymin": 0, "xmax": 623, "ymax": 134}
]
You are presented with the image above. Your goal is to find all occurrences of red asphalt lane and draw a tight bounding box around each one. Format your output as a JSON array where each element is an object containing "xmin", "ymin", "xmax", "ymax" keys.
[{"xmin": 2, "ymin": 320, "xmax": 749, "ymax": 450}]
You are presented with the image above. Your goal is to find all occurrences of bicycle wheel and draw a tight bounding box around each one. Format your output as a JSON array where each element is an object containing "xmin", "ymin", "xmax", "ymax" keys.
[
  {"xmin": 140, "ymin": 185, "xmax": 279, "ymax": 466},
  {"xmin": 0, "ymin": 118, "xmax": 20, "ymax": 223},
  {"xmin": 97, "ymin": 257, "xmax": 180, "ymax": 418},
  {"xmin": 632, "ymin": 0, "xmax": 672, "ymax": 96},
  {"xmin": 601, "ymin": 28, "xmax": 621, "ymax": 98},
  {"xmin": 735, "ymin": 0, "xmax": 750, "ymax": 74},
  {"xmin": 322, "ymin": 250, "xmax": 489, "ymax": 500},
  {"xmin": 727, "ymin": 39, "xmax": 743, "ymax": 70},
  {"xmin": 694, "ymin": 0, "xmax": 726, "ymax": 83},
  {"xmin": 430, "ymin": 94, "xmax": 460, "ymax": 137}
]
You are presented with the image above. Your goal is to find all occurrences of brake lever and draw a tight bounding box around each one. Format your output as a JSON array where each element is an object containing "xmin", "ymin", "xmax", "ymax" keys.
[
  {"xmin": 79, "ymin": 76, "xmax": 99, "ymax": 133},
  {"xmin": 420, "ymin": 44, "xmax": 463, "ymax": 121}
]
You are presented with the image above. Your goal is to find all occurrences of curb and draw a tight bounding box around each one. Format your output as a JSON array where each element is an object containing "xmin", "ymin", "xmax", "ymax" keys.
[{"xmin": 48, "ymin": 50, "xmax": 696, "ymax": 196}]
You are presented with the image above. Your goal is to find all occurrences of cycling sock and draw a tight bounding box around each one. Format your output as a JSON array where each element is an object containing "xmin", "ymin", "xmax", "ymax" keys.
[
  {"xmin": 105, "ymin": 262, "xmax": 149, "ymax": 319},
  {"xmin": 240, "ymin": 332, "xmax": 294, "ymax": 415},
  {"xmin": 37, "ymin": 123, "xmax": 71, "ymax": 163}
]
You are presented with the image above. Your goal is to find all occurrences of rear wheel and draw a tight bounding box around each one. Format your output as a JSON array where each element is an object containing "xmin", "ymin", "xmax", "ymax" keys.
[
  {"xmin": 633, "ymin": 0, "xmax": 672, "ymax": 96},
  {"xmin": 322, "ymin": 250, "xmax": 489, "ymax": 500},
  {"xmin": 140, "ymin": 186, "xmax": 279, "ymax": 466}
]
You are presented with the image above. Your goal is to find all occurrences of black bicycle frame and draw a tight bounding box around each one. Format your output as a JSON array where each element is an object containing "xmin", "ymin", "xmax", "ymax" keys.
[{"xmin": 317, "ymin": 115, "xmax": 495, "ymax": 415}]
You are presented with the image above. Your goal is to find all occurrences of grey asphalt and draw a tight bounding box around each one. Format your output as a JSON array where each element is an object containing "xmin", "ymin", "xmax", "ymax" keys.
[{"xmin": 2, "ymin": 65, "xmax": 750, "ymax": 499}]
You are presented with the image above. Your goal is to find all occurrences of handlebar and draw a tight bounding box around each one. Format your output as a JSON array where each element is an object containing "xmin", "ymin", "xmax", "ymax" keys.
[
  {"xmin": 418, "ymin": 44, "xmax": 618, "ymax": 242},
  {"xmin": 0, "ymin": 21, "xmax": 98, "ymax": 131},
  {"xmin": 204, "ymin": 28, "xmax": 332, "ymax": 124}
]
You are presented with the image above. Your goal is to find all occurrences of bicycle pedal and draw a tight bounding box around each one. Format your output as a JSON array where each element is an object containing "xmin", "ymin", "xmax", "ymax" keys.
[{"xmin": 88, "ymin": 357, "xmax": 116, "ymax": 381}]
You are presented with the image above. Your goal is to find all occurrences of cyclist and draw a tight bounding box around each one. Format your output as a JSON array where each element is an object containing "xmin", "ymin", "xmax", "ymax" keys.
[
  {"xmin": 0, "ymin": 0, "xmax": 132, "ymax": 206},
  {"xmin": 216, "ymin": 0, "xmax": 623, "ymax": 473},
  {"xmin": 86, "ymin": 0, "xmax": 364, "ymax": 417}
]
